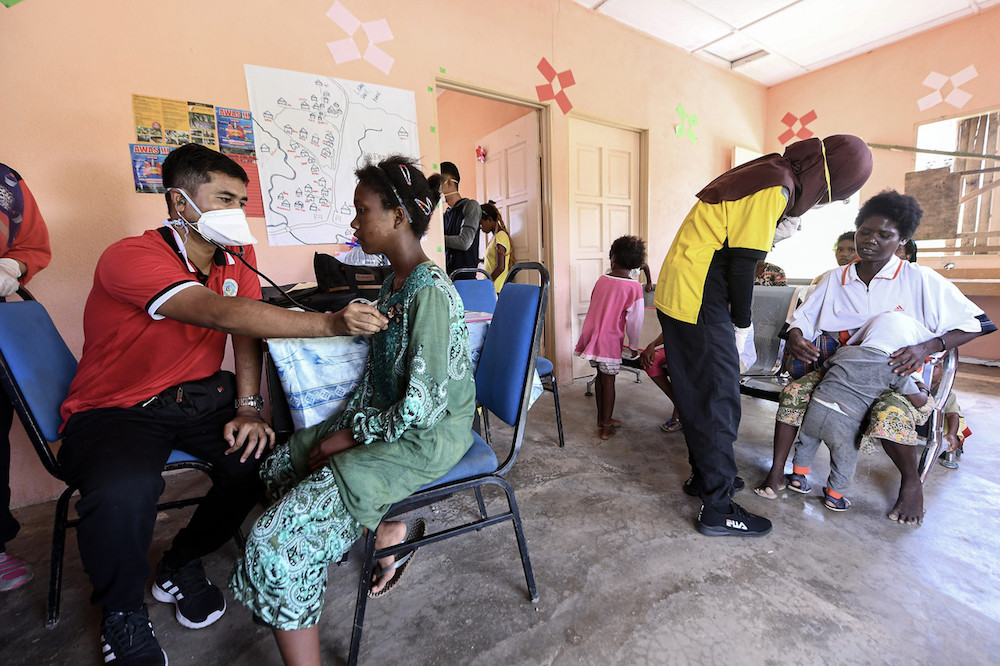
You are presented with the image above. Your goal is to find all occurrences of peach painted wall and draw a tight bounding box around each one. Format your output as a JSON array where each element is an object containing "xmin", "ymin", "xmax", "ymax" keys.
[
  {"xmin": 766, "ymin": 6, "xmax": 1000, "ymax": 362},
  {"xmin": 1, "ymin": 0, "xmax": 766, "ymax": 507},
  {"xmin": 437, "ymin": 90, "xmax": 535, "ymax": 210}
]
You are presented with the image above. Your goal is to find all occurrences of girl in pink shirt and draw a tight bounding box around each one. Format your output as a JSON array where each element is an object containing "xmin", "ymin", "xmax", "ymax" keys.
[{"xmin": 575, "ymin": 236, "xmax": 646, "ymax": 439}]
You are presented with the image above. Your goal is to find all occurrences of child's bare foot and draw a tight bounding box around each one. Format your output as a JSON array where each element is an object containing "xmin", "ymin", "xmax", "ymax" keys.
[
  {"xmin": 597, "ymin": 419, "xmax": 623, "ymax": 428},
  {"xmin": 599, "ymin": 424, "xmax": 616, "ymax": 440}
]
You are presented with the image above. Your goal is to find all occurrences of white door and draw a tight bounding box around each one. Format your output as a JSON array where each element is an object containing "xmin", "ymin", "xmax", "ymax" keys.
[
  {"xmin": 568, "ymin": 118, "xmax": 642, "ymax": 378},
  {"xmin": 475, "ymin": 112, "xmax": 542, "ymax": 280}
]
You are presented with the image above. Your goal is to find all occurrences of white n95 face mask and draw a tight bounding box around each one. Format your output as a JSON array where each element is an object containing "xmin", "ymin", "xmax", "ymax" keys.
[{"xmin": 171, "ymin": 188, "xmax": 258, "ymax": 247}]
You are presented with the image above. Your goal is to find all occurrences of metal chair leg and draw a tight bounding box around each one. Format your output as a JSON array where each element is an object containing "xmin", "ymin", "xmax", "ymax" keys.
[
  {"xmin": 548, "ymin": 374, "xmax": 565, "ymax": 448},
  {"xmin": 500, "ymin": 479, "xmax": 537, "ymax": 602},
  {"xmin": 47, "ymin": 486, "xmax": 75, "ymax": 629},
  {"xmin": 348, "ymin": 528, "xmax": 378, "ymax": 666}
]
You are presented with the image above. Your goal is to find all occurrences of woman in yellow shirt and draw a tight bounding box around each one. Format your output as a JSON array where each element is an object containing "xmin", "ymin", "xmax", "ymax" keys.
[{"xmin": 480, "ymin": 201, "xmax": 514, "ymax": 292}]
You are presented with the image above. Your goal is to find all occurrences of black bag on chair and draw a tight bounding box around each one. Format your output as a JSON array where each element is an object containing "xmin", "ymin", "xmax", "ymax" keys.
[{"xmin": 312, "ymin": 252, "xmax": 392, "ymax": 310}]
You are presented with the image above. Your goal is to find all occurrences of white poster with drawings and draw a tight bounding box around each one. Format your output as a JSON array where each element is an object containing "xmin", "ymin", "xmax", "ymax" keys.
[{"xmin": 244, "ymin": 64, "xmax": 420, "ymax": 246}]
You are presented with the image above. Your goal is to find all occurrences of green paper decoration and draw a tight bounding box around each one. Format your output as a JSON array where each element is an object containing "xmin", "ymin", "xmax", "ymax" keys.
[{"xmin": 675, "ymin": 103, "xmax": 698, "ymax": 145}]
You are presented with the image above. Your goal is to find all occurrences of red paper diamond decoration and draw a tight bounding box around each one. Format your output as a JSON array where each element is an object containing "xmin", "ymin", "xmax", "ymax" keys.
[
  {"xmin": 536, "ymin": 57, "xmax": 575, "ymax": 114},
  {"xmin": 778, "ymin": 109, "xmax": 818, "ymax": 144}
]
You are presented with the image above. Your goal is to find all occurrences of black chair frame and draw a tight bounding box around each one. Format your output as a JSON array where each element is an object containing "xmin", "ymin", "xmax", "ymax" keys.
[
  {"xmin": 347, "ymin": 263, "xmax": 547, "ymax": 665},
  {"xmin": 0, "ymin": 288, "xmax": 219, "ymax": 628}
]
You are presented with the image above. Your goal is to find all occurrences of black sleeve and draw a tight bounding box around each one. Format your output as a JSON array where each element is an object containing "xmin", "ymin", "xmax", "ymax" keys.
[
  {"xmin": 978, "ymin": 313, "xmax": 998, "ymax": 335},
  {"xmin": 726, "ymin": 248, "xmax": 764, "ymax": 328}
]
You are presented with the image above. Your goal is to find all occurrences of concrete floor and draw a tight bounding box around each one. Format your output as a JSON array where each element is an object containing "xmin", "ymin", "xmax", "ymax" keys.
[{"xmin": 4, "ymin": 365, "xmax": 1000, "ymax": 665}]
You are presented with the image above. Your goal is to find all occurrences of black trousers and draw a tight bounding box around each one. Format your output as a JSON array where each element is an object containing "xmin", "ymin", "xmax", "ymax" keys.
[
  {"xmin": 59, "ymin": 400, "xmax": 264, "ymax": 611},
  {"xmin": 0, "ymin": 396, "xmax": 18, "ymax": 551},
  {"xmin": 658, "ymin": 309, "xmax": 740, "ymax": 509}
]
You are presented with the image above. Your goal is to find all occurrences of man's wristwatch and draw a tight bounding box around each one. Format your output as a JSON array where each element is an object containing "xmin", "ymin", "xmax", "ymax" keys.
[{"xmin": 235, "ymin": 394, "xmax": 264, "ymax": 411}]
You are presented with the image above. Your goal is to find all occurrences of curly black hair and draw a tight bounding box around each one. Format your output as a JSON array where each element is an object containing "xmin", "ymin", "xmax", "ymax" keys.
[
  {"xmin": 610, "ymin": 235, "xmax": 646, "ymax": 270},
  {"xmin": 355, "ymin": 155, "xmax": 441, "ymax": 238},
  {"xmin": 854, "ymin": 190, "xmax": 923, "ymax": 240},
  {"xmin": 837, "ymin": 231, "xmax": 855, "ymax": 244}
]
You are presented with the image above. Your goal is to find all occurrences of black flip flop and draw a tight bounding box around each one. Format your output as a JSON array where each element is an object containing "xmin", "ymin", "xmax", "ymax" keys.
[{"xmin": 368, "ymin": 518, "xmax": 426, "ymax": 599}]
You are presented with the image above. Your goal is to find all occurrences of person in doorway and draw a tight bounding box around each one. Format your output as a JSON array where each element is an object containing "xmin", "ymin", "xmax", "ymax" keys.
[
  {"xmin": 439, "ymin": 162, "xmax": 481, "ymax": 280},
  {"xmin": 230, "ymin": 155, "xmax": 476, "ymax": 666},
  {"xmin": 480, "ymin": 200, "xmax": 514, "ymax": 292},
  {"xmin": 653, "ymin": 134, "xmax": 873, "ymax": 537},
  {"xmin": 58, "ymin": 144, "xmax": 388, "ymax": 666},
  {"xmin": 0, "ymin": 162, "xmax": 52, "ymax": 592}
]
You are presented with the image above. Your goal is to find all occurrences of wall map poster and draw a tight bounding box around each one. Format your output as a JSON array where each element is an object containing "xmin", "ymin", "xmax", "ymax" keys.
[{"xmin": 244, "ymin": 64, "xmax": 420, "ymax": 246}]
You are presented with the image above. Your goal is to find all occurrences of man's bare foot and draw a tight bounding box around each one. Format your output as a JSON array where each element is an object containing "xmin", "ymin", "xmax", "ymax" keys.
[
  {"xmin": 599, "ymin": 424, "xmax": 616, "ymax": 440},
  {"xmin": 371, "ymin": 521, "xmax": 408, "ymax": 594},
  {"xmin": 887, "ymin": 480, "xmax": 925, "ymax": 525}
]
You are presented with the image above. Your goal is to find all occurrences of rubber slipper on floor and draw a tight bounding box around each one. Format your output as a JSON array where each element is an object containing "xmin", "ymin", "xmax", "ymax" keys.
[
  {"xmin": 369, "ymin": 518, "xmax": 426, "ymax": 599},
  {"xmin": 660, "ymin": 419, "xmax": 682, "ymax": 432}
]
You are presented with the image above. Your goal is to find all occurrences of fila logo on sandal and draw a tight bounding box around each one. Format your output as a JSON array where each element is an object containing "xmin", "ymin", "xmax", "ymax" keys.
[{"xmin": 726, "ymin": 518, "xmax": 748, "ymax": 530}]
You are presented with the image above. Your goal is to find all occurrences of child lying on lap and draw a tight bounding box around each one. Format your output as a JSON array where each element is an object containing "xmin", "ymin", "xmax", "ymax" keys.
[{"xmin": 788, "ymin": 311, "xmax": 932, "ymax": 512}]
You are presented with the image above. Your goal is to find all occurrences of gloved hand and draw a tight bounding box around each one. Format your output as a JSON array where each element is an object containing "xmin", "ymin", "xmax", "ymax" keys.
[
  {"xmin": 734, "ymin": 324, "xmax": 756, "ymax": 373},
  {"xmin": 772, "ymin": 215, "xmax": 802, "ymax": 246},
  {"xmin": 0, "ymin": 258, "xmax": 21, "ymax": 298}
]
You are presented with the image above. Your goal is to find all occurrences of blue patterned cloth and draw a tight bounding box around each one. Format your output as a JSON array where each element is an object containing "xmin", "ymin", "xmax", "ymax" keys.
[{"xmin": 268, "ymin": 312, "xmax": 540, "ymax": 431}]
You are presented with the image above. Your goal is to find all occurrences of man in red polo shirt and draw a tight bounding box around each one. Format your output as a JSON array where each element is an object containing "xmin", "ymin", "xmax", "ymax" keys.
[{"xmin": 58, "ymin": 145, "xmax": 387, "ymax": 666}]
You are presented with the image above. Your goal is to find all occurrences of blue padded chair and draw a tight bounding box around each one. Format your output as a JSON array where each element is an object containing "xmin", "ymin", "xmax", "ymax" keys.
[
  {"xmin": 0, "ymin": 292, "xmax": 216, "ymax": 628},
  {"xmin": 347, "ymin": 263, "xmax": 548, "ymax": 666},
  {"xmin": 450, "ymin": 267, "xmax": 498, "ymax": 315},
  {"xmin": 451, "ymin": 267, "xmax": 565, "ymax": 448}
]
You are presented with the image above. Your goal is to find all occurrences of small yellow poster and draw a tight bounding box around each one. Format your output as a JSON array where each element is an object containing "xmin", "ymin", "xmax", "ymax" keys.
[{"xmin": 132, "ymin": 94, "xmax": 217, "ymax": 147}]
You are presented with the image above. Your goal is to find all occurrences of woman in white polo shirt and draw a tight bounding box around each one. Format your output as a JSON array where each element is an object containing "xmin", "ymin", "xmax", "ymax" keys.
[{"xmin": 755, "ymin": 190, "xmax": 996, "ymax": 524}]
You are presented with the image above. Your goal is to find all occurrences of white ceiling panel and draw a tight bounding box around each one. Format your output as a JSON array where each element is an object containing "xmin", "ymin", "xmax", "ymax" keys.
[
  {"xmin": 687, "ymin": 0, "xmax": 800, "ymax": 30},
  {"xmin": 599, "ymin": 0, "xmax": 731, "ymax": 52},
  {"xmin": 742, "ymin": 0, "xmax": 978, "ymax": 68},
  {"xmin": 725, "ymin": 51, "xmax": 809, "ymax": 87},
  {"xmin": 700, "ymin": 31, "xmax": 767, "ymax": 63},
  {"xmin": 580, "ymin": 0, "xmax": 1000, "ymax": 85}
]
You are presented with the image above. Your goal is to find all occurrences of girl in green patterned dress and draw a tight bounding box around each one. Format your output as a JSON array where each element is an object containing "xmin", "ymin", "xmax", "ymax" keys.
[{"xmin": 230, "ymin": 156, "xmax": 476, "ymax": 665}]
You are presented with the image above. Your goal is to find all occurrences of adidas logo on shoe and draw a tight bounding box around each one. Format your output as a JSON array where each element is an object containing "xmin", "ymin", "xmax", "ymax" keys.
[
  {"xmin": 153, "ymin": 559, "xmax": 226, "ymax": 629},
  {"xmin": 697, "ymin": 501, "xmax": 772, "ymax": 537}
]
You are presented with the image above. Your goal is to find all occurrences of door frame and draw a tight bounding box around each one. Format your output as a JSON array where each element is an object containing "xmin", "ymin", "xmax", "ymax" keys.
[{"xmin": 435, "ymin": 78, "xmax": 556, "ymax": 360}]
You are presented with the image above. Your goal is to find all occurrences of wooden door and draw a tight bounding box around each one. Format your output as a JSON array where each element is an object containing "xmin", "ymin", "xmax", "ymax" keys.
[
  {"xmin": 475, "ymin": 111, "xmax": 542, "ymax": 280},
  {"xmin": 568, "ymin": 118, "xmax": 642, "ymax": 378}
]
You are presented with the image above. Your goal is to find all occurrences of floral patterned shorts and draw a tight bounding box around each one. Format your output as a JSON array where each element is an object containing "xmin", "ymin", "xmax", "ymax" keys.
[{"xmin": 776, "ymin": 371, "xmax": 934, "ymax": 454}]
